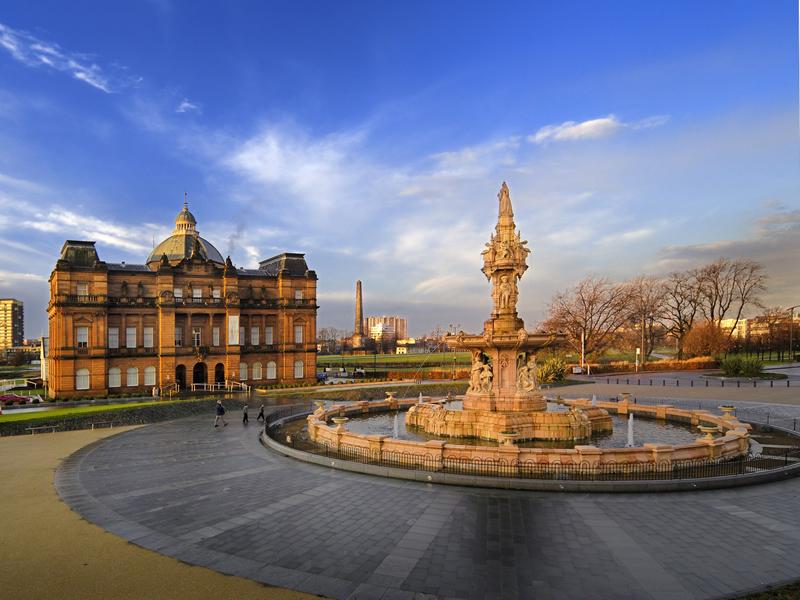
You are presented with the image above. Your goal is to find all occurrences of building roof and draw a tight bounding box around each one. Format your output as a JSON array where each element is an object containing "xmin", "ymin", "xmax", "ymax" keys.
[
  {"xmin": 145, "ymin": 200, "xmax": 224, "ymax": 267},
  {"xmin": 106, "ymin": 263, "xmax": 151, "ymax": 272},
  {"xmin": 258, "ymin": 253, "xmax": 313, "ymax": 277},
  {"xmin": 145, "ymin": 234, "xmax": 224, "ymax": 266}
]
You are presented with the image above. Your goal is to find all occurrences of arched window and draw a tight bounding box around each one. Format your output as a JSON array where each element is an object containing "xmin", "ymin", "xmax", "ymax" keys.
[
  {"xmin": 266, "ymin": 361, "xmax": 277, "ymax": 380},
  {"xmin": 239, "ymin": 362, "xmax": 247, "ymax": 381},
  {"xmin": 252, "ymin": 362, "xmax": 262, "ymax": 380},
  {"xmin": 76, "ymin": 368, "xmax": 90, "ymax": 390},
  {"xmin": 144, "ymin": 366, "xmax": 156, "ymax": 386},
  {"xmin": 294, "ymin": 360, "xmax": 304, "ymax": 379},
  {"xmin": 108, "ymin": 367, "xmax": 121, "ymax": 388},
  {"xmin": 126, "ymin": 367, "xmax": 139, "ymax": 387}
]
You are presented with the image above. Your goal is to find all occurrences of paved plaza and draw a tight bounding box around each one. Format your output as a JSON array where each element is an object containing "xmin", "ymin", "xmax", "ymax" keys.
[{"xmin": 56, "ymin": 410, "xmax": 800, "ymax": 600}]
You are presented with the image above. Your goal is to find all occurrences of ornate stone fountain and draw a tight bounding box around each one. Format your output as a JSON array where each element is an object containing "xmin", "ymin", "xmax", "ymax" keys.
[{"xmin": 406, "ymin": 183, "xmax": 611, "ymax": 442}]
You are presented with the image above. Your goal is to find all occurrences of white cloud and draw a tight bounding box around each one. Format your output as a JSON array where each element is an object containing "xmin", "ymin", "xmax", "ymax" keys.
[
  {"xmin": 0, "ymin": 22, "xmax": 140, "ymax": 93},
  {"xmin": 597, "ymin": 227, "xmax": 655, "ymax": 246},
  {"xmin": 0, "ymin": 269, "xmax": 47, "ymax": 282},
  {"xmin": 176, "ymin": 98, "xmax": 201, "ymax": 114},
  {"xmin": 529, "ymin": 114, "xmax": 669, "ymax": 144}
]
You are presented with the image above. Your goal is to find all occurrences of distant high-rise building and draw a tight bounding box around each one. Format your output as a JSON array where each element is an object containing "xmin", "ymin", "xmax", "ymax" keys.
[
  {"xmin": 0, "ymin": 299, "xmax": 24, "ymax": 349},
  {"xmin": 366, "ymin": 316, "xmax": 407, "ymax": 341}
]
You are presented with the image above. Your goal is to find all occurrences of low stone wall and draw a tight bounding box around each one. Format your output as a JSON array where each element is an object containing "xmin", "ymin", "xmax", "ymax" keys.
[
  {"xmin": 0, "ymin": 399, "xmax": 246, "ymax": 437},
  {"xmin": 305, "ymin": 395, "xmax": 751, "ymax": 474}
]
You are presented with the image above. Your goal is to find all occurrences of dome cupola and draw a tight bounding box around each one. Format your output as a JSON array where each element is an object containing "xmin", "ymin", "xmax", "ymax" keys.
[{"xmin": 146, "ymin": 195, "xmax": 224, "ymax": 269}]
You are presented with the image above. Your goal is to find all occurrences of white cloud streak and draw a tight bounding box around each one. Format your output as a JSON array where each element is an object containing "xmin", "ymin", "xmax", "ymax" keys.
[
  {"xmin": 176, "ymin": 98, "xmax": 201, "ymax": 114},
  {"xmin": 0, "ymin": 22, "xmax": 141, "ymax": 93},
  {"xmin": 529, "ymin": 114, "xmax": 669, "ymax": 144}
]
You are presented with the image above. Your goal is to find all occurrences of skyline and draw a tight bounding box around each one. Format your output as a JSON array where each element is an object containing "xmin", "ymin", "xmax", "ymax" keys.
[{"xmin": 0, "ymin": 1, "xmax": 798, "ymax": 337}]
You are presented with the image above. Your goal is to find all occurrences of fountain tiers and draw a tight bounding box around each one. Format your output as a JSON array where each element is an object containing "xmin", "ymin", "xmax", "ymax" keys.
[{"xmin": 405, "ymin": 183, "xmax": 612, "ymax": 443}]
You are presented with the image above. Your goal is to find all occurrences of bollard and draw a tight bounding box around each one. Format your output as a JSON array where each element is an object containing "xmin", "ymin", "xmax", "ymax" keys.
[
  {"xmin": 690, "ymin": 380, "xmax": 693, "ymax": 387},
  {"xmin": 662, "ymin": 379, "xmax": 665, "ymax": 386},
  {"xmin": 637, "ymin": 379, "xmax": 640, "ymax": 385},
  {"xmin": 649, "ymin": 379, "xmax": 652, "ymax": 386},
  {"xmin": 616, "ymin": 378, "xmax": 619, "ymax": 384},
  {"xmin": 626, "ymin": 379, "xmax": 629, "ymax": 385},
  {"xmin": 722, "ymin": 380, "xmax": 725, "ymax": 387},
  {"xmin": 770, "ymin": 380, "xmax": 773, "ymax": 388},
  {"xmin": 737, "ymin": 381, "xmax": 740, "ymax": 388},
  {"xmin": 607, "ymin": 378, "xmax": 610, "ymax": 384},
  {"xmin": 753, "ymin": 380, "xmax": 756, "ymax": 388},
  {"xmin": 676, "ymin": 379, "xmax": 679, "ymax": 387},
  {"xmin": 705, "ymin": 380, "xmax": 708, "ymax": 387}
]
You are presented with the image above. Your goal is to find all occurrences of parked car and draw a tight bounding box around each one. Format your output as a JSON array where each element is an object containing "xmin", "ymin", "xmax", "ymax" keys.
[
  {"xmin": 0, "ymin": 393, "xmax": 29, "ymax": 406},
  {"xmin": 316, "ymin": 372, "xmax": 328, "ymax": 383}
]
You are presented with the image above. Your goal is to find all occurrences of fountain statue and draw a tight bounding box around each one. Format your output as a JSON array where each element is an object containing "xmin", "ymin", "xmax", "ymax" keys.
[{"xmin": 406, "ymin": 183, "xmax": 612, "ymax": 442}]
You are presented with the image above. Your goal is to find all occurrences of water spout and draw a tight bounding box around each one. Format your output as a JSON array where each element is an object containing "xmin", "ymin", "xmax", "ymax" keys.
[
  {"xmin": 591, "ymin": 394, "xmax": 597, "ymax": 407},
  {"xmin": 626, "ymin": 413, "xmax": 634, "ymax": 448},
  {"xmin": 393, "ymin": 412, "xmax": 399, "ymax": 438},
  {"xmin": 418, "ymin": 392, "xmax": 423, "ymax": 404}
]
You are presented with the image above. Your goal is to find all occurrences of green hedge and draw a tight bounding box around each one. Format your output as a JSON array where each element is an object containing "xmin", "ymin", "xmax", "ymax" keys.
[{"xmin": 721, "ymin": 356, "xmax": 763, "ymax": 378}]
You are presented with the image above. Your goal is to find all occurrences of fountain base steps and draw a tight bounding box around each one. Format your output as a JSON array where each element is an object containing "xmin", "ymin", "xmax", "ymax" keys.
[{"xmin": 405, "ymin": 401, "xmax": 612, "ymax": 443}]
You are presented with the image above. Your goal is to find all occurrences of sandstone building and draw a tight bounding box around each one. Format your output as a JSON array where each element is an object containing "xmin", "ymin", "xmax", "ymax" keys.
[{"xmin": 47, "ymin": 202, "xmax": 317, "ymax": 398}]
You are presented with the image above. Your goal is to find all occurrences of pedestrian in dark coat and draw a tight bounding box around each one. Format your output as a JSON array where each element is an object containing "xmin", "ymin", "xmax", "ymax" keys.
[
  {"xmin": 242, "ymin": 403, "xmax": 249, "ymax": 425},
  {"xmin": 256, "ymin": 404, "xmax": 265, "ymax": 422},
  {"xmin": 214, "ymin": 400, "xmax": 228, "ymax": 427}
]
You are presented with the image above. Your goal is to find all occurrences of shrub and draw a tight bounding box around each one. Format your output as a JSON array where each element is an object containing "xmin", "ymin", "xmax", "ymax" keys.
[
  {"xmin": 537, "ymin": 357, "xmax": 566, "ymax": 384},
  {"xmin": 721, "ymin": 356, "xmax": 763, "ymax": 378}
]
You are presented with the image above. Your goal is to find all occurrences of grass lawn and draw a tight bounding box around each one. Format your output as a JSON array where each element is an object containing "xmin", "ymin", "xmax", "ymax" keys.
[
  {"xmin": 318, "ymin": 352, "xmax": 471, "ymax": 366},
  {"xmin": 0, "ymin": 398, "xmax": 195, "ymax": 423}
]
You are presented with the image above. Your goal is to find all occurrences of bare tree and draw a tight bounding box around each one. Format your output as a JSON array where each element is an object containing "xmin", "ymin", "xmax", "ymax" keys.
[
  {"xmin": 542, "ymin": 277, "xmax": 634, "ymax": 359},
  {"xmin": 628, "ymin": 275, "xmax": 666, "ymax": 360},
  {"xmin": 697, "ymin": 258, "xmax": 767, "ymax": 343},
  {"xmin": 660, "ymin": 269, "xmax": 702, "ymax": 359}
]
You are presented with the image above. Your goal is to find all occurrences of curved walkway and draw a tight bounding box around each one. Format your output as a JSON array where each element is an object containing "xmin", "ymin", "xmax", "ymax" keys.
[
  {"xmin": 56, "ymin": 415, "xmax": 800, "ymax": 600},
  {"xmin": 0, "ymin": 426, "xmax": 312, "ymax": 600}
]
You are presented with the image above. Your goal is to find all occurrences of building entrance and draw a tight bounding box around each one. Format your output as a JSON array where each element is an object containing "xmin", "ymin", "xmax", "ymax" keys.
[
  {"xmin": 176, "ymin": 365, "xmax": 187, "ymax": 389},
  {"xmin": 193, "ymin": 362, "xmax": 207, "ymax": 385}
]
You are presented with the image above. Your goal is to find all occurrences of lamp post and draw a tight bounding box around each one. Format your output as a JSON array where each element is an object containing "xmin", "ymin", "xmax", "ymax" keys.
[{"xmin": 789, "ymin": 305, "xmax": 800, "ymax": 363}]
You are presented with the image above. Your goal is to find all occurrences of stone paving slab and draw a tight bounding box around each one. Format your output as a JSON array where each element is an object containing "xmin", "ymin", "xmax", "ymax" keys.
[{"xmin": 56, "ymin": 415, "xmax": 800, "ymax": 600}]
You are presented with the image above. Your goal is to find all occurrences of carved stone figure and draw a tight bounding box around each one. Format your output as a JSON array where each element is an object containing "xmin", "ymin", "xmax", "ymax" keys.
[
  {"xmin": 516, "ymin": 353, "xmax": 537, "ymax": 392},
  {"xmin": 498, "ymin": 181, "xmax": 513, "ymax": 218},
  {"xmin": 469, "ymin": 353, "xmax": 483, "ymax": 392},
  {"xmin": 498, "ymin": 275, "xmax": 514, "ymax": 309},
  {"xmin": 479, "ymin": 362, "xmax": 493, "ymax": 392}
]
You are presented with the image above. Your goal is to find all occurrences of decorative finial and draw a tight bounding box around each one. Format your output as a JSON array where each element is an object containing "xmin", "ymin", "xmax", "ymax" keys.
[{"xmin": 184, "ymin": 191, "xmax": 188, "ymax": 210}]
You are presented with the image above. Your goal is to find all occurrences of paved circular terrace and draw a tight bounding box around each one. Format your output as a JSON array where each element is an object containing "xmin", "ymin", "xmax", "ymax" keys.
[{"xmin": 57, "ymin": 413, "xmax": 800, "ymax": 600}]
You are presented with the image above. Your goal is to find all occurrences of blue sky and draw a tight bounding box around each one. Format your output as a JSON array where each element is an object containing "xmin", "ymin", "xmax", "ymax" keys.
[{"xmin": 0, "ymin": 1, "xmax": 798, "ymax": 338}]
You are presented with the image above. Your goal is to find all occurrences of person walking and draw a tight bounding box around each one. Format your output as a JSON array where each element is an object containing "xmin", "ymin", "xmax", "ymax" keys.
[
  {"xmin": 214, "ymin": 399, "xmax": 228, "ymax": 428},
  {"xmin": 242, "ymin": 403, "xmax": 249, "ymax": 425},
  {"xmin": 256, "ymin": 404, "xmax": 265, "ymax": 422}
]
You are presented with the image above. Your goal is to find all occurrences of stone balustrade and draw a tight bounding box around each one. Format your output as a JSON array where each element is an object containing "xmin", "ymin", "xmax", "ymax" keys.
[{"xmin": 304, "ymin": 395, "xmax": 751, "ymax": 475}]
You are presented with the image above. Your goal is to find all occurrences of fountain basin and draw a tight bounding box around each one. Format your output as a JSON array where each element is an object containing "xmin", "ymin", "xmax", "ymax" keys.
[{"xmin": 304, "ymin": 395, "xmax": 751, "ymax": 475}]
